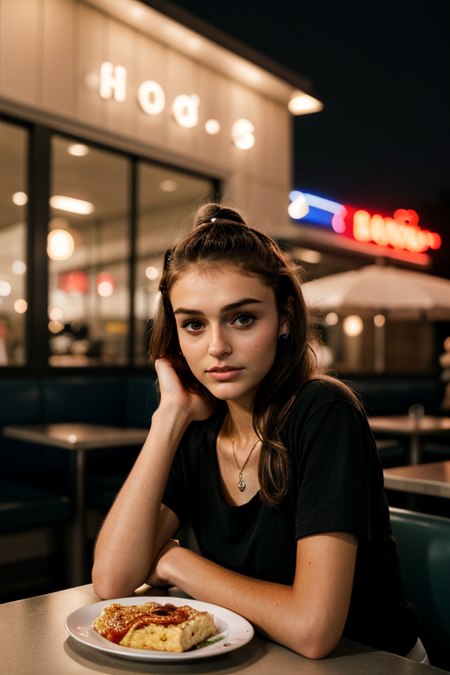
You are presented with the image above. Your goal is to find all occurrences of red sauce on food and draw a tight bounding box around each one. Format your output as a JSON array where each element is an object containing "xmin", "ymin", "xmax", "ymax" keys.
[{"xmin": 100, "ymin": 603, "xmax": 190, "ymax": 644}]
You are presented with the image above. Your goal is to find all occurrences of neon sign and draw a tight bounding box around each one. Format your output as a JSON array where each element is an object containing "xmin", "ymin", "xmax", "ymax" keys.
[
  {"xmin": 288, "ymin": 192, "xmax": 346, "ymax": 233},
  {"xmin": 288, "ymin": 192, "xmax": 441, "ymax": 254},
  {"xmin": 352, "ymin": 209, "xmax": 441, "ymax": 253},
  {"xmin": 99, "ymin": 62, "xmax": 255, "ymax": 148}
]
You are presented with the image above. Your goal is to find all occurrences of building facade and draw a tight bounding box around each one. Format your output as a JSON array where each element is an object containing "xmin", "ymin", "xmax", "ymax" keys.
[{"xmin": 0, "ymin": 0, "xmax": 322, "ymax": 372}]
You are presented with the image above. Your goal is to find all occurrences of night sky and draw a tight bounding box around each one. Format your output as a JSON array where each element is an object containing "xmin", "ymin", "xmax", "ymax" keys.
[{"xmin": 165, "ymin": 0, "xmax": 449, "ymax": 222}]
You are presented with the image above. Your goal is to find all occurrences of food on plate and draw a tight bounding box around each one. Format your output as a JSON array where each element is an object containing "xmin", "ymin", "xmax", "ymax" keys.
[{"xmin": 93, "ymin": 601, "xmax": 217, "ymax": 652}]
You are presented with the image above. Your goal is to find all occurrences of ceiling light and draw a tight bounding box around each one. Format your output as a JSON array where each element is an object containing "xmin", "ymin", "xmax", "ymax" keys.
[
  {"xmin": 47, "ymin": 229, "xmax": 75, "ymax": 261},
  {"xmin": 288, "ymin": 92, "xmax": 324, "ymax": 115},
  {"xmin": 49, "ymin": 306, "xmax": 63, "ymax": 321},
  {"xmin": 0, "ymin": 281, "xmax": 12, "ymax": 297},
  {"xmin": 325, "ymin": 312, "xmax": 339, "ymax": 326},
  {"xmin": 297, "ymin": 248, "xmax": 322, "ymax": 264},
  {"xmin": 12, "ymin": 261, "xmax": 27, "ymax": 275},
  {"xmin": 12, "ymin": 191, "xmax": 28, "ymax": 206},
  {"xmin": 97, "ymin": 273, "xmax": 115, "ymax": 298},
  {"xmin": 343, "ymin": 315, "xmax": 364, "ymax": 337},
  {"xmin": 48, "ymin": 320, "xmax": 65, "ymax": 334},
  {"xmin": 205, "ymin": 119, "xmax": 220, "ymax": 135},
  {"xmin": 14, "ymin": 299, "xmax": 28, "ymax": 314},
  {"xmin": 145, "ymin": 266, "xmax": 159, "ymax": 280},
  {"xmin": 374, "ymin": 314, "xmax": 386, "ymax": 327},
  {"xmin": 68, "ymin": 143, "xmax": 90, "ymax": 157},
  {"xmin": 50, "ymin": 195, "xmax": 94, "ymax": 215},
  {"xmin": 159, "ymin": 180, "xmax": 178, "ymax": 192}
]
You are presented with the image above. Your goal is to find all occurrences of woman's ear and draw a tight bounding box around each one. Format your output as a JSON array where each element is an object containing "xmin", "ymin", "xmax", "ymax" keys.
[{"xmin": 279, "ymin": 296, "xmax": 293, "ymax": 338}]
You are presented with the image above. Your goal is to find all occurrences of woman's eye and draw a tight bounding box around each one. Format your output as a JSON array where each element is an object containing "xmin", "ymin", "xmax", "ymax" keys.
[
  {"xmin": 182, "ymin": 320, "xmax": 203, "ymax": 332},
  {"xmin": 233, "ymin": 313, "xmax": 256, "ymax": 327}
]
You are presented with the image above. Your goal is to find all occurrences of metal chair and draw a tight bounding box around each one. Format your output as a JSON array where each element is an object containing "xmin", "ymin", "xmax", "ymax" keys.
[{"xmin": 390, "ymin": 507, "xmax": 450, "ymax": 668}]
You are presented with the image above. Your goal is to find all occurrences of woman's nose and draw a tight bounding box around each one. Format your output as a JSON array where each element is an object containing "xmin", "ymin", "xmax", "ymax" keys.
[{"xmin": 208, "ymin": 328, "xmax": 231, "ymax": 358}]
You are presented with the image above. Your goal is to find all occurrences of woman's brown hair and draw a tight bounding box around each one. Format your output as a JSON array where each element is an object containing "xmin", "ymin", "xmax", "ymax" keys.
[{"xmin": 151, "ymin": 203, "xmax": 319, "ymax": 507}]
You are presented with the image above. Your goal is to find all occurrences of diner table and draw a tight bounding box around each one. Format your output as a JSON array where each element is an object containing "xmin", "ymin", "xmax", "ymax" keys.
[
  {"xmin": 368, "ymin": 415, "xmax": 450, "ymax": 465},
  {"xmin": 384, "ymin": 460, "xmax": 450, "ymax": 499},
  {"xmin": 2, "ymin": 584, "xmax": 448, "ymax": 675},
  {"xmin": 2, "ymin": 423, "xmax": 149, "ymax": 586}
]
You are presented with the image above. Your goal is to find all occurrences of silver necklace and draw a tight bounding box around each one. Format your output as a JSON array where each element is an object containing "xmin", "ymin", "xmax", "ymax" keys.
[{"xmin": 228, "ymin": 417, "xmax": 260, "ymax": 492}]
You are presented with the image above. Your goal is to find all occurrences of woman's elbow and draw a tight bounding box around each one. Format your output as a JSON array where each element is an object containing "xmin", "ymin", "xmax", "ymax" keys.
[
  {"xmin": 91, "ymin": 575, "xmax": 119, "ymax": 601},
  {"xmin": 92, "ymin": 564, "xmax": 135, "ymax": 600},
  {"xmin": 298, "ymin": 638, "xmax": 338, "ymax": 660},
  {"xmin": 288, "ymin": 621, "xmax": 342, "ymax": 660}
]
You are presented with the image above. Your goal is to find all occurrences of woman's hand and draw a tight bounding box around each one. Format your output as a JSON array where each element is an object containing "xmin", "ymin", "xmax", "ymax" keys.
[
  {"xmin": 155, "ymin": 355, "xmax": 215, "ymax": 422},
  {"xmin": 146, "ymin": 538, "xmax": 181, "ymax": 588}
]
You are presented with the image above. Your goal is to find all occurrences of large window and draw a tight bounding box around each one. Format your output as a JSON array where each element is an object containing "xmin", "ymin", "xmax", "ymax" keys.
[
  {"xmin": 134, "ymin": 162, "xmax": 215, "ymax": 366},
  {"xmin": 48, "ymin": 137, "xmax": 130, "ymax": 366},
  {"xmin": 45, "ymin": 134, "xmax": 216, "ymax": 368},
  {"xmin": 0, "ymin": 120, "xmax": 28, "ymax": 367}
]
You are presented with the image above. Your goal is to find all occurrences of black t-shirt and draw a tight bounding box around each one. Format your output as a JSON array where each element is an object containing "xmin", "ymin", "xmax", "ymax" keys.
[{"xmin": 162, "ymin": 378, "xmax": 419, "ymax": 656}]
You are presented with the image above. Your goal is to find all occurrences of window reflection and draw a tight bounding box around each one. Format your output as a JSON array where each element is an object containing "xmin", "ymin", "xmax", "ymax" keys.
[
  {"xmin": 48, "ymin": 136, "xmax": 129, "ymax": 366},
  {"xmin": 134, "ymin": 162, "xmax": 215, "ymax": 365},
  {"xmin": 0, "ymin": 120, "xmax": 28, "ymax": 366}
]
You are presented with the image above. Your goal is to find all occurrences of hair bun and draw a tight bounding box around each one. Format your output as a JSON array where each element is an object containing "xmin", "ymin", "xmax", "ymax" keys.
[{"xmin": 194, "ymin": 203, "xmax": 246, "ymax": 227}]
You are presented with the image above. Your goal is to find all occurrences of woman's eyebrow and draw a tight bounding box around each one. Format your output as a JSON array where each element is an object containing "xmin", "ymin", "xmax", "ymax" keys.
[
  {"xmin": 223, "ymin": 298, "xmax": 263, "ymax": 312},
  {"xmin": 173, "ymin": 298, "xmax": 263, "ymax": 316}
]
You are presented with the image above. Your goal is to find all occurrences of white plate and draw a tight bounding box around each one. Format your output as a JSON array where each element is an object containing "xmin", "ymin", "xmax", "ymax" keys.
[{"xmin": 65, "ymin": 596, "xmax": 254, "ymax": 661}]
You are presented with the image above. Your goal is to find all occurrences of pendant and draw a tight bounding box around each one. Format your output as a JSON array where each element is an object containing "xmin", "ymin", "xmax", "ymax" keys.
[{"xmin": 238, "ymin": 472, "xmax": 246, "ymax": 492}]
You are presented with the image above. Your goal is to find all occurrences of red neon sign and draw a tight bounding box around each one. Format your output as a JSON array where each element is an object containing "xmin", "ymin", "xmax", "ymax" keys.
[{"xmin": 344, "ymin": 208, "xmax": 441, "ymax": 254}]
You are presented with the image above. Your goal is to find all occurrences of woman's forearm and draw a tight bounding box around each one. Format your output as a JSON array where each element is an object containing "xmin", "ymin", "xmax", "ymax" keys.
[
  {"xmin": 158, "ymin": 536, "xmax": 356, "ymax": 660},
  {"xmin": 92, "ymin": 405, "xmax": 190, "ymax": 599}
]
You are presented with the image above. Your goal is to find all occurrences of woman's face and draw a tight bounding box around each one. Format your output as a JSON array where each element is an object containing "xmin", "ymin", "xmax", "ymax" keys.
[{"xmin": 170, "ymin": 265, "xmax": 288, "ymax": 408}]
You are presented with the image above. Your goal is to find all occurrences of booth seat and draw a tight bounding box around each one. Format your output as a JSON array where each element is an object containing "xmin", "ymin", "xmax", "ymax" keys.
[
  {"xmin": 87, "ymin": 473, "xmax": 128, "ymax": 511},
  {"xmin": 348, "ymin": 375, "xmax": 444, "ymax": 417},
  {"xmin": 0, "ymin": 475, "xmax": 71, "ymax": 601},
  {"xmin": 390, "ymin": 507, "xmax": 450, "ymax": 669},
  {"xmin": 0, "ymin": 477, "xmax": 70, "ymax": 532},
  {"xmin": 0, "ymin": 375, "xmax": 158, "ymax": 516},
  {"xmin": 348, "ymin": 375, "xmax": 448, "ymax": 466}
]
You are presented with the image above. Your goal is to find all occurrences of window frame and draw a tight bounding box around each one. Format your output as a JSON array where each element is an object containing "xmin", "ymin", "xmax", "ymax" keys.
[{"xmin": 0, "ymin": 116, "xmax": 220, "ymax": 377}]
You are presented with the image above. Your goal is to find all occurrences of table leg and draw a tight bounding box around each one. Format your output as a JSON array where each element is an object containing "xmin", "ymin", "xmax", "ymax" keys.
[
  {"xmin": 68, "ymin": 449, "xmax": 88, "ymax": 586},
  {"xmin": 409, "ymin": 433, "xmax": 422, "ymax": 465}
]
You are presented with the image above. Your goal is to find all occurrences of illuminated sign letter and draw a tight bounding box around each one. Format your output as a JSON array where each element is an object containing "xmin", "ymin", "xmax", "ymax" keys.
[
  {"xmin": 232, "ymin": 119, "xmax": 255, "ymax": 149},
  {"xmin": 100, "ymin": 62, "xmax": 127, "ymax": 102},
  {"xmin": 172, "ymin": 94, "xmax": 199, "ymax": 128},
  {"xmin": 353, "ymin": 210, "xmax": 371, "ymax": 242},
  {"xmin": 137, "ymin": 80, "xmax": 165, "ymax": 115},
  {"xmin": 353, "ymin": 208, "xmax": 441, "ymax": 253}
]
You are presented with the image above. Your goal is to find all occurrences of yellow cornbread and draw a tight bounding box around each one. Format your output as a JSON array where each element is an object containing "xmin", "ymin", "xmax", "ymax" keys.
[{"xmin": 93, "ymin": 601, "xmax": 217, "ymax": 652}]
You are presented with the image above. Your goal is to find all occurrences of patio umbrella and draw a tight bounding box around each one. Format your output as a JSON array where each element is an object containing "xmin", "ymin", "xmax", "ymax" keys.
[
  {"xmin": 302, "ymin": 264, "xmax": 450, "ymax": 372},
  {"xmin": 302, "ymin": 264, "xmax": 450, "ymax": 317}
]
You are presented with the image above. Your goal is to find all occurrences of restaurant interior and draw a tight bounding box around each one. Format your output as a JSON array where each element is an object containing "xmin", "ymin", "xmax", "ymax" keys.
[{"xmin": 1, "ymin": 0, "xmax": 449, "ymax": 672}]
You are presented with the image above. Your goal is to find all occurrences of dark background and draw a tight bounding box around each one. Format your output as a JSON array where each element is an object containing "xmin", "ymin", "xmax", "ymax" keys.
[{"xmin": 155, "ymin": 0, "xmax": 450, "ymax": 275}]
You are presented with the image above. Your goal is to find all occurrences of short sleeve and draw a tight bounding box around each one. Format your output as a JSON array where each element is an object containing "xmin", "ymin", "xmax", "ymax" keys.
[{"xmin": 288, "ymin": 388, "xmax": 374, "ymax": 544}]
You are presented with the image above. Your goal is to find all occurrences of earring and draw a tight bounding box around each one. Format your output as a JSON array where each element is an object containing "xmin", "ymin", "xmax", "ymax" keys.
[{"xmin": 279, "ymin": 333, "xmax": 288, "ymax": 340}]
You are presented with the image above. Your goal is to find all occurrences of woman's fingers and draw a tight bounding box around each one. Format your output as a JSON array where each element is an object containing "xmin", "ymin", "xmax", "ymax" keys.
[
  {"xmin": 155, "ymin": 354, "xmax": 215, "ymax": 421},
  {"xmin": 146, "ymin": 539, "xmax": 180, "ymax": 588}
]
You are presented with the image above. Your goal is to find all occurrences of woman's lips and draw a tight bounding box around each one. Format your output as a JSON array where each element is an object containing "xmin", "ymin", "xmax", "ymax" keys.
[{"xmin": 207, "ymin": 368, "xmax": 243, "ymax": 381}]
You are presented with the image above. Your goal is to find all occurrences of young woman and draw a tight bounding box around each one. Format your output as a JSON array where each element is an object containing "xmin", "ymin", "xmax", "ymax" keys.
[{"xmin": 92, "ymin": 203, "xmax": 424, "ymax": 661}]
